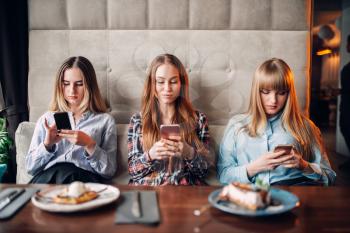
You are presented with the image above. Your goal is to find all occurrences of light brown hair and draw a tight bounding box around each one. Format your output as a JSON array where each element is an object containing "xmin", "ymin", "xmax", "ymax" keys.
[
  {"xmin": 49, "ymin": 56, "xmax": 107, "ymax": 113},
  {"xmin": 141, "ymin": 54, "xmax": 207, "ymax": 154},
  {"xmin": 245, "ymin": 58, "xmax": 324, "ymax": 161}
]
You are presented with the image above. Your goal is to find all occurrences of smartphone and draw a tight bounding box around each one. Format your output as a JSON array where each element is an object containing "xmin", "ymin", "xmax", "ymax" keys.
[
  {"xmin": 160, "ymin": 124, "xmax": 180, "ymax": 140},
  {"xmin": 53, "ymin": 112, "xmax": 72, "ymax": 130},
  {"xmin": 274, "ymin": 144, "xmax": 293, "ymax": 154}
]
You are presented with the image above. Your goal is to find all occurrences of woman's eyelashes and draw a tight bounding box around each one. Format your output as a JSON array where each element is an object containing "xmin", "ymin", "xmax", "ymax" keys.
[
  {"xmin": 260, "ymin": 89, "xmax": 288, "ymax": 96},
  {"xmin": 62, "ymin": 81, "xmax": 84, "ymax": 86},
  {"xmin": 260, "ymin": 89, "xmax": 270, "ymax": 94},
  {"xmin": 277, "ymin": 90, "xmax": 288, "ymax": 96},
  {"xmin": 156, "ymin": 78, "xmax": 179, "ymax": 85}
]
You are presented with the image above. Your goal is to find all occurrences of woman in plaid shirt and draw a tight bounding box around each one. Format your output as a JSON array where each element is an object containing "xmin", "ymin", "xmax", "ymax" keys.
[{"xmin": 128, "ymin": 54, "xmax": 211, "ymax": 185}]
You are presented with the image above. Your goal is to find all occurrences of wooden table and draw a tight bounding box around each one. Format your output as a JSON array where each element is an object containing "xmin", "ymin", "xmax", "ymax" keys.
[{"xmin": 0, "ymin": 184, "xmax": 349, "ymax": 233}]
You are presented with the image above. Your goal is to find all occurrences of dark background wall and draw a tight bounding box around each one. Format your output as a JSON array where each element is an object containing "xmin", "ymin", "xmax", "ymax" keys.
[{"xmin": 0, "ymin": 1, "xmax": 29, "ymax": 182}]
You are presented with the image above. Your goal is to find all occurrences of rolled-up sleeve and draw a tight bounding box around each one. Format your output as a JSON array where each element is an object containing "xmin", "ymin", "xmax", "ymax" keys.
[{"xmin": 302, "ymin": 146, "xmax": 336, "ymax": 186}]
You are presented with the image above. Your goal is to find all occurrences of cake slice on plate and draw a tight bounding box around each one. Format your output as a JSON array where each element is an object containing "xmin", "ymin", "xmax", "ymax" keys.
[
  {"xmin": 53, "ymin": 182, "xmax": 98, "ymax": 205},
  {"xmin": 218, "ymin": 182, "xmax": 271, "ymax": 211}
]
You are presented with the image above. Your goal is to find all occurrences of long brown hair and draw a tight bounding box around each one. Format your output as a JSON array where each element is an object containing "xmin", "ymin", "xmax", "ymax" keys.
[
  {"xmin": 245, "ymin": 58, "xmax": 324, "ymax": 161},
  {"xmin": 49, "ymin": 56, "xmax": 107, "ymax": 113},
  {"xmin": 141, "ymin": 54, "xmax": 207, "ymax": 154}
]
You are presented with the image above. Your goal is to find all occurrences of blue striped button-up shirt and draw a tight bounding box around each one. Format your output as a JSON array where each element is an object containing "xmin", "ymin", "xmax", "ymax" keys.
[{"xmin": 25, "ymin": 111, "xmax": 117, "ymax": 179}]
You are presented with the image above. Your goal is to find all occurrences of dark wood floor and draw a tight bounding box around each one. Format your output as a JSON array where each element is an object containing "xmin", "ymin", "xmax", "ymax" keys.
[{"xmin": 322, "ymin": 127, "xmax": 350, "ymax": 186}]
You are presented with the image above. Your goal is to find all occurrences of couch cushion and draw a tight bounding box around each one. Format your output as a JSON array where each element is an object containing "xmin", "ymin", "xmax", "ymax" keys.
[
  {"xmin": 15, "ymin": 122, "xmax": 35, "ymax": 184},
  {"xmin": 111, "ymin": 124, "xmax": 130, "ymax": 184},
  {"xmin": 206, "ymin": 125, "xmax": 225, "ymax": 185}
]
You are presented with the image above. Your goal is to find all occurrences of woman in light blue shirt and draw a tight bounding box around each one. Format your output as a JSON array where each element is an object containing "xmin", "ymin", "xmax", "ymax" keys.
[
  {"xmin": 218, "ymin": 58, "xmax": 336, "ymax": 186},
  {"xmin": 26, "ymin": 56, "xmax": 117, "ymax": 184}
]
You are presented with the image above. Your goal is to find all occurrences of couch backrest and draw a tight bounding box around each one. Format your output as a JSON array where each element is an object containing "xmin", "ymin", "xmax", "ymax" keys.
[
  {"xmin": 17, "ymin": 0, "xmax": 312, "ymax": 184},
  {"xmin": 28, "ymin": 0, "xmax": 312, "ymax": 125}
]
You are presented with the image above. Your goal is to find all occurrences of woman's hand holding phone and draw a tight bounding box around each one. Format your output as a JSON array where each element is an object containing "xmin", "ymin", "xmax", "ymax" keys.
[
  {"xmin": 58, "ymin": 130, "xmax": 96, "ymax": 155},
  {"xmin": 247, "ymin": 144, "xmax": 310, "ymax": 177},
  {"xmin": 159, "ymin": 124, "xmax": 195, "ymax": 160},
  {"xmin": 43, "ymin": 118, "xmax": 62, "ymax": 150},
  {"xmin": 246, "ymin": 150, "xmax": 294, "ymax": 178},
  {"xmin": 149, "ymin": 139, "xmax": 177, "ymax": 160},
  {"xmin": 279, "ymin": 149, "xmax": 309, "ymax": 170},
  {"xmin": 272, "ymin": 145, "xmax": 309, "ymax": 170},
  {"xmin": 148, "ymin": 137, "xmax": 194, "ymax": 160},
  {"xmin": 274, "ymin": 145, "xmax": 293, "ymax": 155},
  {"xmin": 150, "ymin": 124, "xmax": 181, "ymax": 160},
  {"xmin": 170, "ymin": 136, "xmax": 194, "ymax": 160}
]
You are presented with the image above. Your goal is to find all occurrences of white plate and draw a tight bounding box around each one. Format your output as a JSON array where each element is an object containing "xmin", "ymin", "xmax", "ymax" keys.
[{"xmin": 31, "ymin": 183, "xmax": 120, "ymax": 213}]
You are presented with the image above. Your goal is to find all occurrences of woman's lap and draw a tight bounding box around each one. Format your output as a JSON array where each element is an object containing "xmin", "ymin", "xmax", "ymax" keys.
[{"xmin": 29, "ymin": 162, "xmax": 101, "ymax": 184}]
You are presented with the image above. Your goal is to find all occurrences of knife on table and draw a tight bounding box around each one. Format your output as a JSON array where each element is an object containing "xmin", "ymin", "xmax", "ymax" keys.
[
  {"xmin": 131, "ymin": 191, "xmax": 142, "ymax": 218},
  {"xmin": 0, "ymin": 189, "xmax": 25, "ymax": 212}
]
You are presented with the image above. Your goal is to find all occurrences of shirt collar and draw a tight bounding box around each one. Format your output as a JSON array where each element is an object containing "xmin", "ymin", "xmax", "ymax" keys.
[
  {"xmin": 70, "ymin": 111, "xmax": 92, "ymax": 122},
  {"xmin": 265, "ymin": 112, "xmax": 282, "ymax": 136},
  {"xmin": 81, "ymin": 111, "xmax": 92, "ymax": 120},
  {"xmin": 267, "ymin": 112, "xmax": 282, "ymax": 124}
]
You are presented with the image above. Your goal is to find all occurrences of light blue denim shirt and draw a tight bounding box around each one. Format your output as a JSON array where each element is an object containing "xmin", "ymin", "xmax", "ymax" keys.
[
  {"xmin": 25, "ymin": 111, "xmax": 117, "ymax": 179},
  {"xmin": 218, "ymin": 113, "xmax": 336, "ymax": 186}
]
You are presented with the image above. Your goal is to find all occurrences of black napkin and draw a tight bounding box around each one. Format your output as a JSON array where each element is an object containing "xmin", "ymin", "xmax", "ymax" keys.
[
  {"xmin": 115, "ymin": 191, "xmax": 160, "ymax": 225},
  {"xmin": 0, "ymin": 187, "xmax": 39, "ymax": 220}
]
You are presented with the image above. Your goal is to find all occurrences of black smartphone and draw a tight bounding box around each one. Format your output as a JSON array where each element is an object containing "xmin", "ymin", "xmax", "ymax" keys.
[
  {"xmin": 53, "ymin": 112, "xmax": 72, "ymax": 130},
  {"xmin": 160, "ymin": 124, "xmax": 180, "ymax": 140}
]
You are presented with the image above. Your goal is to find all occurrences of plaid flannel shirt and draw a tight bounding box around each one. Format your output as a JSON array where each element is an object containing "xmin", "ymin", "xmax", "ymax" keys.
[{"xmin": 127, "ymin": 111, "xmax": 210, "ymax": 185}]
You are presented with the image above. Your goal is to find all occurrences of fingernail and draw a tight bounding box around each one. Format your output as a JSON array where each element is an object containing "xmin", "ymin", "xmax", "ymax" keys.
[{"xmin": 57, "ymin": 130, "xmax": 61, "ymax": 133}]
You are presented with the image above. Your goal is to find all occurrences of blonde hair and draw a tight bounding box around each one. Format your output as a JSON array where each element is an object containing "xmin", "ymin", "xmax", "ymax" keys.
[
  {"xmin": 49, "ymin": 56, "xmax": 107, "ymax": 113},
  {"xmin": 245, "ymin": 58, "xmax": 324, "ymax": 161},
  {"xmin": 141, "ymin": 54, "xmax": 207, "ymax": 154}
]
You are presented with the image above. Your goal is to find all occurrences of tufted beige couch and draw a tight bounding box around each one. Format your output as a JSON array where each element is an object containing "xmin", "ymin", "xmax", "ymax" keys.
[{"xmin": 16, "ymin": 0, "xmax": 312, "ymax": 184}]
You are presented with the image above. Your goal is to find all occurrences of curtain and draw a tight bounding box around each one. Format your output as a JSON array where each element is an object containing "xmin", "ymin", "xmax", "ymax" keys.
[{"xmin": 0, "ymin": 1, "xmax": 29, "ymax": 182}]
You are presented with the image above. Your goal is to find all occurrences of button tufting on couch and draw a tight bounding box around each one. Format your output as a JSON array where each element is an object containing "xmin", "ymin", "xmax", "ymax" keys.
[{"xmin": 16, "ymin": 0, "xmax": 311, "ymax": 184}]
